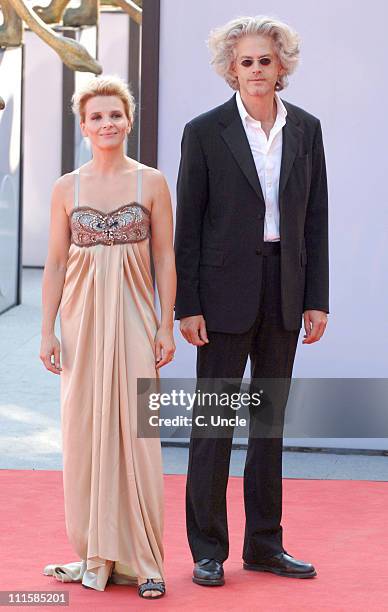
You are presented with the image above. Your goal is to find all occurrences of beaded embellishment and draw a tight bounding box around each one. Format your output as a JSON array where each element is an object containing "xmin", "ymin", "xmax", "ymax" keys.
[{"xmin": 70, "ymin": 203, "xmax": 151, "ymax": 247}]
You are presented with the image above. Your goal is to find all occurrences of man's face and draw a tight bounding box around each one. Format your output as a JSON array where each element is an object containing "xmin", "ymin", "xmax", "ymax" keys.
[{"xmin": 231, "ymin": 34, "xmax": 284, "ymax": 98}]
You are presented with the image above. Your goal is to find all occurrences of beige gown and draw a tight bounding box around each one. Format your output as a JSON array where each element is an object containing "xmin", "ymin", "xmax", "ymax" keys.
[{"xmin": 43, "ymin": 165, "xmax": 164, "ymax": 591}]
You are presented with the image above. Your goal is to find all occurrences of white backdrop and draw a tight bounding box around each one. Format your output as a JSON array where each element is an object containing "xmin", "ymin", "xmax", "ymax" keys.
[
  {"xmin": 22, "ymin": 29, "xmax": 62, "ymax": 267},
  {"xmin": 157, "ymin": 0, "xmax": 388, "ymax": 383},
  {"xmin": 0, "ymin": 47, "xmax": 23, "ymax": 313}
]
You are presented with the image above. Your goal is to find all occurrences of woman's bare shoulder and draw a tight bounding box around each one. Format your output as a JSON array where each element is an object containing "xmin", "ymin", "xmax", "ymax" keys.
[
  {"xmin": 53, "ymin": 171, "xmax": 77, "ymax": 192},
  {"xmin": 50, "ymin": 172, "xmax": 78, "ymax": 214},
  {"xmin": 139, "ymin": 164, "xmax": 168, "ymax": 187}
]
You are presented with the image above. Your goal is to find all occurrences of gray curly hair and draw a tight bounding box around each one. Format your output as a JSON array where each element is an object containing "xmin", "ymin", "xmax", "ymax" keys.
[{"xmin": 207, "ymin": 15, "xmax": 300, "ymax": 91}]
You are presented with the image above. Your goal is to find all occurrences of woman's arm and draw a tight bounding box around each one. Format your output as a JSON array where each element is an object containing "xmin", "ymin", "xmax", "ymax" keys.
[
  {"xmin": 150, "ymin": 170, "xmax": 176, "ymax": 368},
  {"xmin": 40, "ymin": 175, "xmax": 72, "ymax": 374}
]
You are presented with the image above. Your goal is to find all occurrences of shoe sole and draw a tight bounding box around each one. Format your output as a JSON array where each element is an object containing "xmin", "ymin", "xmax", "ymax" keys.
[
  {"xmin": 192, "ymin": 576, "xmax": 225, "ymax": 586},
  {"xmin": 243, "ymin": 562, "xmax": 317, "ymax": 578}
]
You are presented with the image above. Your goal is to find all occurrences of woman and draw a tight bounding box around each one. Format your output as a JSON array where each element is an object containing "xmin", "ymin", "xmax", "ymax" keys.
[{"xmin": 40, "ymin": 75, "xmax": 176, "ymax": 599}]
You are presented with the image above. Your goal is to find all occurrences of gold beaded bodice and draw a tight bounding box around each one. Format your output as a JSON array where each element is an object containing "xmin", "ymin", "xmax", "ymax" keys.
[
  {"xmin": 70, "ymin": 204, "xmax": 151, "ymax": 247},
  {"xmin": 70, "ymin": 165, "xmax": 150, "ymax": 247}
]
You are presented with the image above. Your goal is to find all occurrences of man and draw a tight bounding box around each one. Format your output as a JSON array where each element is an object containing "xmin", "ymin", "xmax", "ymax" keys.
[{"xmin": 174, "ymin": 15, "xmax": 328, "ymax": 586}]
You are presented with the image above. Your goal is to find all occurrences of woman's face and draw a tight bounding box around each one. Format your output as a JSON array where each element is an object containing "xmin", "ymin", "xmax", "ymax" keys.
[
  {"xmin": 231, "ymin": 34, "xmax": 285, "ymax": 98},
  {"xmin": 81, "ymin": 95, "xmax": 131, "ymax": 150}
]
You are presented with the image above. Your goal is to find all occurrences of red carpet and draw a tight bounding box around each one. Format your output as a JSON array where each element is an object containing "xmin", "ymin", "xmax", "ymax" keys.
[{"xmin": 0, "ymin": 470, "xmax": 387, "ymax": 611}]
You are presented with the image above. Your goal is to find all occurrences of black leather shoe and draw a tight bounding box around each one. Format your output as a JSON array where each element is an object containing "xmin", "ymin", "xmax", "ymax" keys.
[
  {"xmin": 193, "ymin": 558, "xmax": 225, "ymax": 586},
  {"xmin": 243, "ymin": 552, "xmax": 317, "ymax": 578}
]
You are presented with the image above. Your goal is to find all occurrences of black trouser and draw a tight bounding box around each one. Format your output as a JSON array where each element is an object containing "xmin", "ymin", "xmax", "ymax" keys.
[{"xmin": 186, "ymin": 242, "xmax": 300, "ymax": 563}]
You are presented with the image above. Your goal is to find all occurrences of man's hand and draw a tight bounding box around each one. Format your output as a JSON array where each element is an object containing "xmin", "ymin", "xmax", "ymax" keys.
[
  {"xmin": 302, "ymin": 310, "xmax": 328, "ymax": 344},
  {"xmin": 180, "ymin": 315, "xmax": 209, "ymax": 346}
]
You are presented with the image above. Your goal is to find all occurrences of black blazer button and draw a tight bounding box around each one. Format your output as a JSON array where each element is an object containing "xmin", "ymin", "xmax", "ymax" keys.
[
  {"xmin": 256, "ymin": 248, "xmax": 262, "ymax": 255},
  {"xmin": 258, "ymin": 213, "xmax": 264, "ymax": 220}
]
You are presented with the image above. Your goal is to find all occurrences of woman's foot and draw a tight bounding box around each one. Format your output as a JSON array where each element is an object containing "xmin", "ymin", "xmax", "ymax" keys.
[{"xmin": 138, "ymin": 578, "xmax": 166, "ymax": 599}]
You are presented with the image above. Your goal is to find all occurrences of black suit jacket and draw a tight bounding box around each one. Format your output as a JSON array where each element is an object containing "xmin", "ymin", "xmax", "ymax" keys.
[{"xmin": 174, "ymin": 93, "xmax": 329, "ymax": 333}]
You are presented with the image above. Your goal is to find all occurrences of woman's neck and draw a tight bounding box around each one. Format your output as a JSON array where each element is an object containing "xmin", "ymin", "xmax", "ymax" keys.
[{"xmin": 88, "ymin": 146, "xmax": 130, "ymax": 176}]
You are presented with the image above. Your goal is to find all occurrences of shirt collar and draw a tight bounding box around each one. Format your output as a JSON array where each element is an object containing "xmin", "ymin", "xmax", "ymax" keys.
[{"xmin": 235, "ymin": 89, "xmax": 287, "ymax": 128}]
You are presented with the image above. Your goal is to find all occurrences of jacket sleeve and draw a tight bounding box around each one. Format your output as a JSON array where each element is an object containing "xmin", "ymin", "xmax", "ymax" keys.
[
  {"xmin": 303, "ymin": 120, "xmax": 330, "ymax": 314},
  {"xmin": 174, "ymin": 122, "xmax": 209, "ymax": 320}
]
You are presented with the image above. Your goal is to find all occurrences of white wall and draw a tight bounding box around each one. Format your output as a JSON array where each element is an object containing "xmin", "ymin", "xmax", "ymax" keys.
[
  {"xmin": 0, "ymin": 47, "xmax": 23, "ymax": 312},
  {"xmin": 157, "ymin": 0, "xmax": 388, "ymax": 383},
  {"xmin": 22, "ymin": 30, "xmax": 62, "ymax": 267},
  {"xmin": 98, "ymin": 10, "xmax": 129, "ymax": 78}
]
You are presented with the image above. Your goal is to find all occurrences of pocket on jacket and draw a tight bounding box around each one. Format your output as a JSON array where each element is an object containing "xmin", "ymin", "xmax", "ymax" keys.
[{"xmin": 200, "ymin": 247, "xmax": 224, "ymax": 267}]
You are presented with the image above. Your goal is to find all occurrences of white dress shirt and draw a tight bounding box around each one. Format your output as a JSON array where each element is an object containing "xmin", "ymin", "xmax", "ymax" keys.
[{"xmin": 236, "ymin": 90, "xmax": 287, "ymax": 242}]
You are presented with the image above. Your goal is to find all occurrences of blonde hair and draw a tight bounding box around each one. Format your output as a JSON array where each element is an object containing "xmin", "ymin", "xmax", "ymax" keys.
[
  {"xmin": 71, "ymin": 75, "xmax": 136, "ymax": 124},
  {"xmin": 207, "ymin": 15, "xmax": 300, "ymax": 91}
]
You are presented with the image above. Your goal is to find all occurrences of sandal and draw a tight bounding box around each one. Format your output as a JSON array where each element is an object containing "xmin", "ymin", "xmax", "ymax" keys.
[{"xmin": 138, "ymin": 578, "xmax": 166, "ymax": 599}]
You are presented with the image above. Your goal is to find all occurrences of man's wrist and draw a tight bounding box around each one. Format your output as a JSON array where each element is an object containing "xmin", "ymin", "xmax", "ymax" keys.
[
  {"xmin": 175, "ymin": 310, "xmax": 203, "ymax": 321},
  {"xmin": 303, "ymin": 306, "xmax": 329, "ymax": 314}
]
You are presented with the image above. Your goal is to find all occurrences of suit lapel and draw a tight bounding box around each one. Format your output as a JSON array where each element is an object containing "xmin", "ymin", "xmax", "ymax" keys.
[
  {"xmin": 220, "ymin": 96, "xmax": 265, "ymax": 204},
  {"xmin": 279, "ymin": 106, "xmax": 301, "ymax": 194},
  {"xmin": 218, "ymin": 94, "xmax": 303, "ymax": 202}
]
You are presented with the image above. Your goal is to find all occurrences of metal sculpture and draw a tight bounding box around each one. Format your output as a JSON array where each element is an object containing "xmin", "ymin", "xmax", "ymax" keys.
[
  {"xmin": 0, "ymin": 0, "xmax": 103, "ymax": 73},
  {"xmin": 33, "ymin": 0, "xmax": 142, "ymax": 26},
  {"xmin": 0, "ymin": 0, "xmax": 142, "ymax": 108}
]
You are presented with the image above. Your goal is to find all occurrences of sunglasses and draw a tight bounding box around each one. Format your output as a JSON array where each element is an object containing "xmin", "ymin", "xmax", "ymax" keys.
[{"xmin": 240, "ymin": 57, "xmax": 272, "ymax": 67}]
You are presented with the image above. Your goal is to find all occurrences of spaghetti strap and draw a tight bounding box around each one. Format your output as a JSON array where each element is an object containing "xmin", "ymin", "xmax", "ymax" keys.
[
  {"xmin": 136, "ymin": 163, "xmax": 143, "ymax": 204},
  {"xmin": 74, "ymin": 169, "xmax": 80, "ymax": 209}
]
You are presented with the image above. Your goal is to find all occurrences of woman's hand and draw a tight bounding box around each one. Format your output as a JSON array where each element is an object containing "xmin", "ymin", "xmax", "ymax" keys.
[
  {"xmin": 155, "ymin": 327, "xmax": 175, "ymax": 369},
  {"xmin": 40, "ymin": 333, "xmax": 62, "ymax": 375}
]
